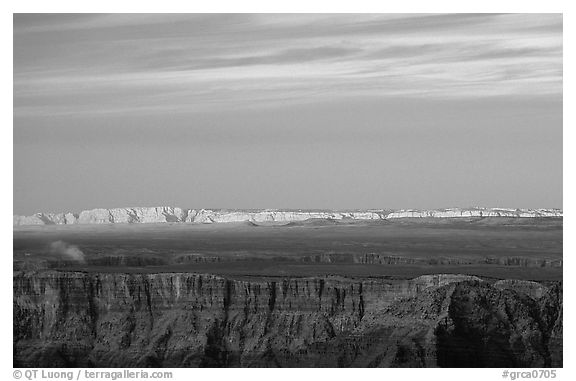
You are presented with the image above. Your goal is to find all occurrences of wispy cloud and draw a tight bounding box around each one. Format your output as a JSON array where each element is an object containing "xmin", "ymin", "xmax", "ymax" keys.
[{"xmin": 14, "ymin": 13, "xmax": 562, "ymax": 118}]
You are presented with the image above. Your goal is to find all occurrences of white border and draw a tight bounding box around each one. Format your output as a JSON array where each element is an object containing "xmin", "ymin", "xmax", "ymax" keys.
[{"xmin": 3, "ymin": 1, "xmax": 573, "ymax": 379}]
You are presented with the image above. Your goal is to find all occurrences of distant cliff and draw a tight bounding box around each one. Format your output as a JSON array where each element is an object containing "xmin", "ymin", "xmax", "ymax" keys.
[
  {"xmin": 13, "ymin": 271, "xmax": 562, "ymax": 367},
  {"xmin": 13, "ymin": 207, "xmax": 563, "ymax": 226}
]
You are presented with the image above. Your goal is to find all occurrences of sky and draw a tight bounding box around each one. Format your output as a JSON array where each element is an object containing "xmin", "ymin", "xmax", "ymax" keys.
[{"xmin": 13, "ymin": 14, "xmax": 562, "ymax": 214}]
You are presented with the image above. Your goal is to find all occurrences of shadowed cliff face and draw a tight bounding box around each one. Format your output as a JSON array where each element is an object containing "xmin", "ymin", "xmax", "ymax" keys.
[{"xmin": 13, "ymin": 272, "xmax": 562, "ymax": 368}]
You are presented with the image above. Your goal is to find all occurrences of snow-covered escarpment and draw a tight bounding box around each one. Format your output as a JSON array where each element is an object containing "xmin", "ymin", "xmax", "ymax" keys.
[
  {"xmin": 13, "ymin": 208, "xmax": 386, "ymax": 226},
  {"xmin": 186, "ymin": 209, "xmax": 384, "ymax": 224},
  {"xmin": 13, "ymin": 206, "xmax": 188, "ymax": 226},
  {"xmin": 13, "ymin": 206, "xmax": 562, "ymax": 226},
  {"xmin": 387, "ymin": 207, "xmax": 562, "ymax": 218}
]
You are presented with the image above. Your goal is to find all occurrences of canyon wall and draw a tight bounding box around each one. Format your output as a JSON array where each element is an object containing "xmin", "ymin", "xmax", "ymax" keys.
[{"xmin": 14, "ymin": 271, "xmax": 562, "ymax": 367}]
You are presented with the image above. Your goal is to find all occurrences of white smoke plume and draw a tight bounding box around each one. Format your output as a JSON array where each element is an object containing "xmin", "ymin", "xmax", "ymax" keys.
[{"xmin": 49, "ymin": 240, "xmax": 85, "ymax": 262}]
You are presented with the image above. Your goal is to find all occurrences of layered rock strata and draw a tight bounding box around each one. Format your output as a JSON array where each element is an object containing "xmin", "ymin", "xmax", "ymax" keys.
[{"xmin": 13, "ymin": 271, "xmax": 562, "ymax": 367}]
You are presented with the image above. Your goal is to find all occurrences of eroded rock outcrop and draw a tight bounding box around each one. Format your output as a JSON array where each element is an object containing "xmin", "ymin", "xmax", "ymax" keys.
[{"xmin": 13, "ymin": 271, "xmax": 561, "ymax": 367}]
